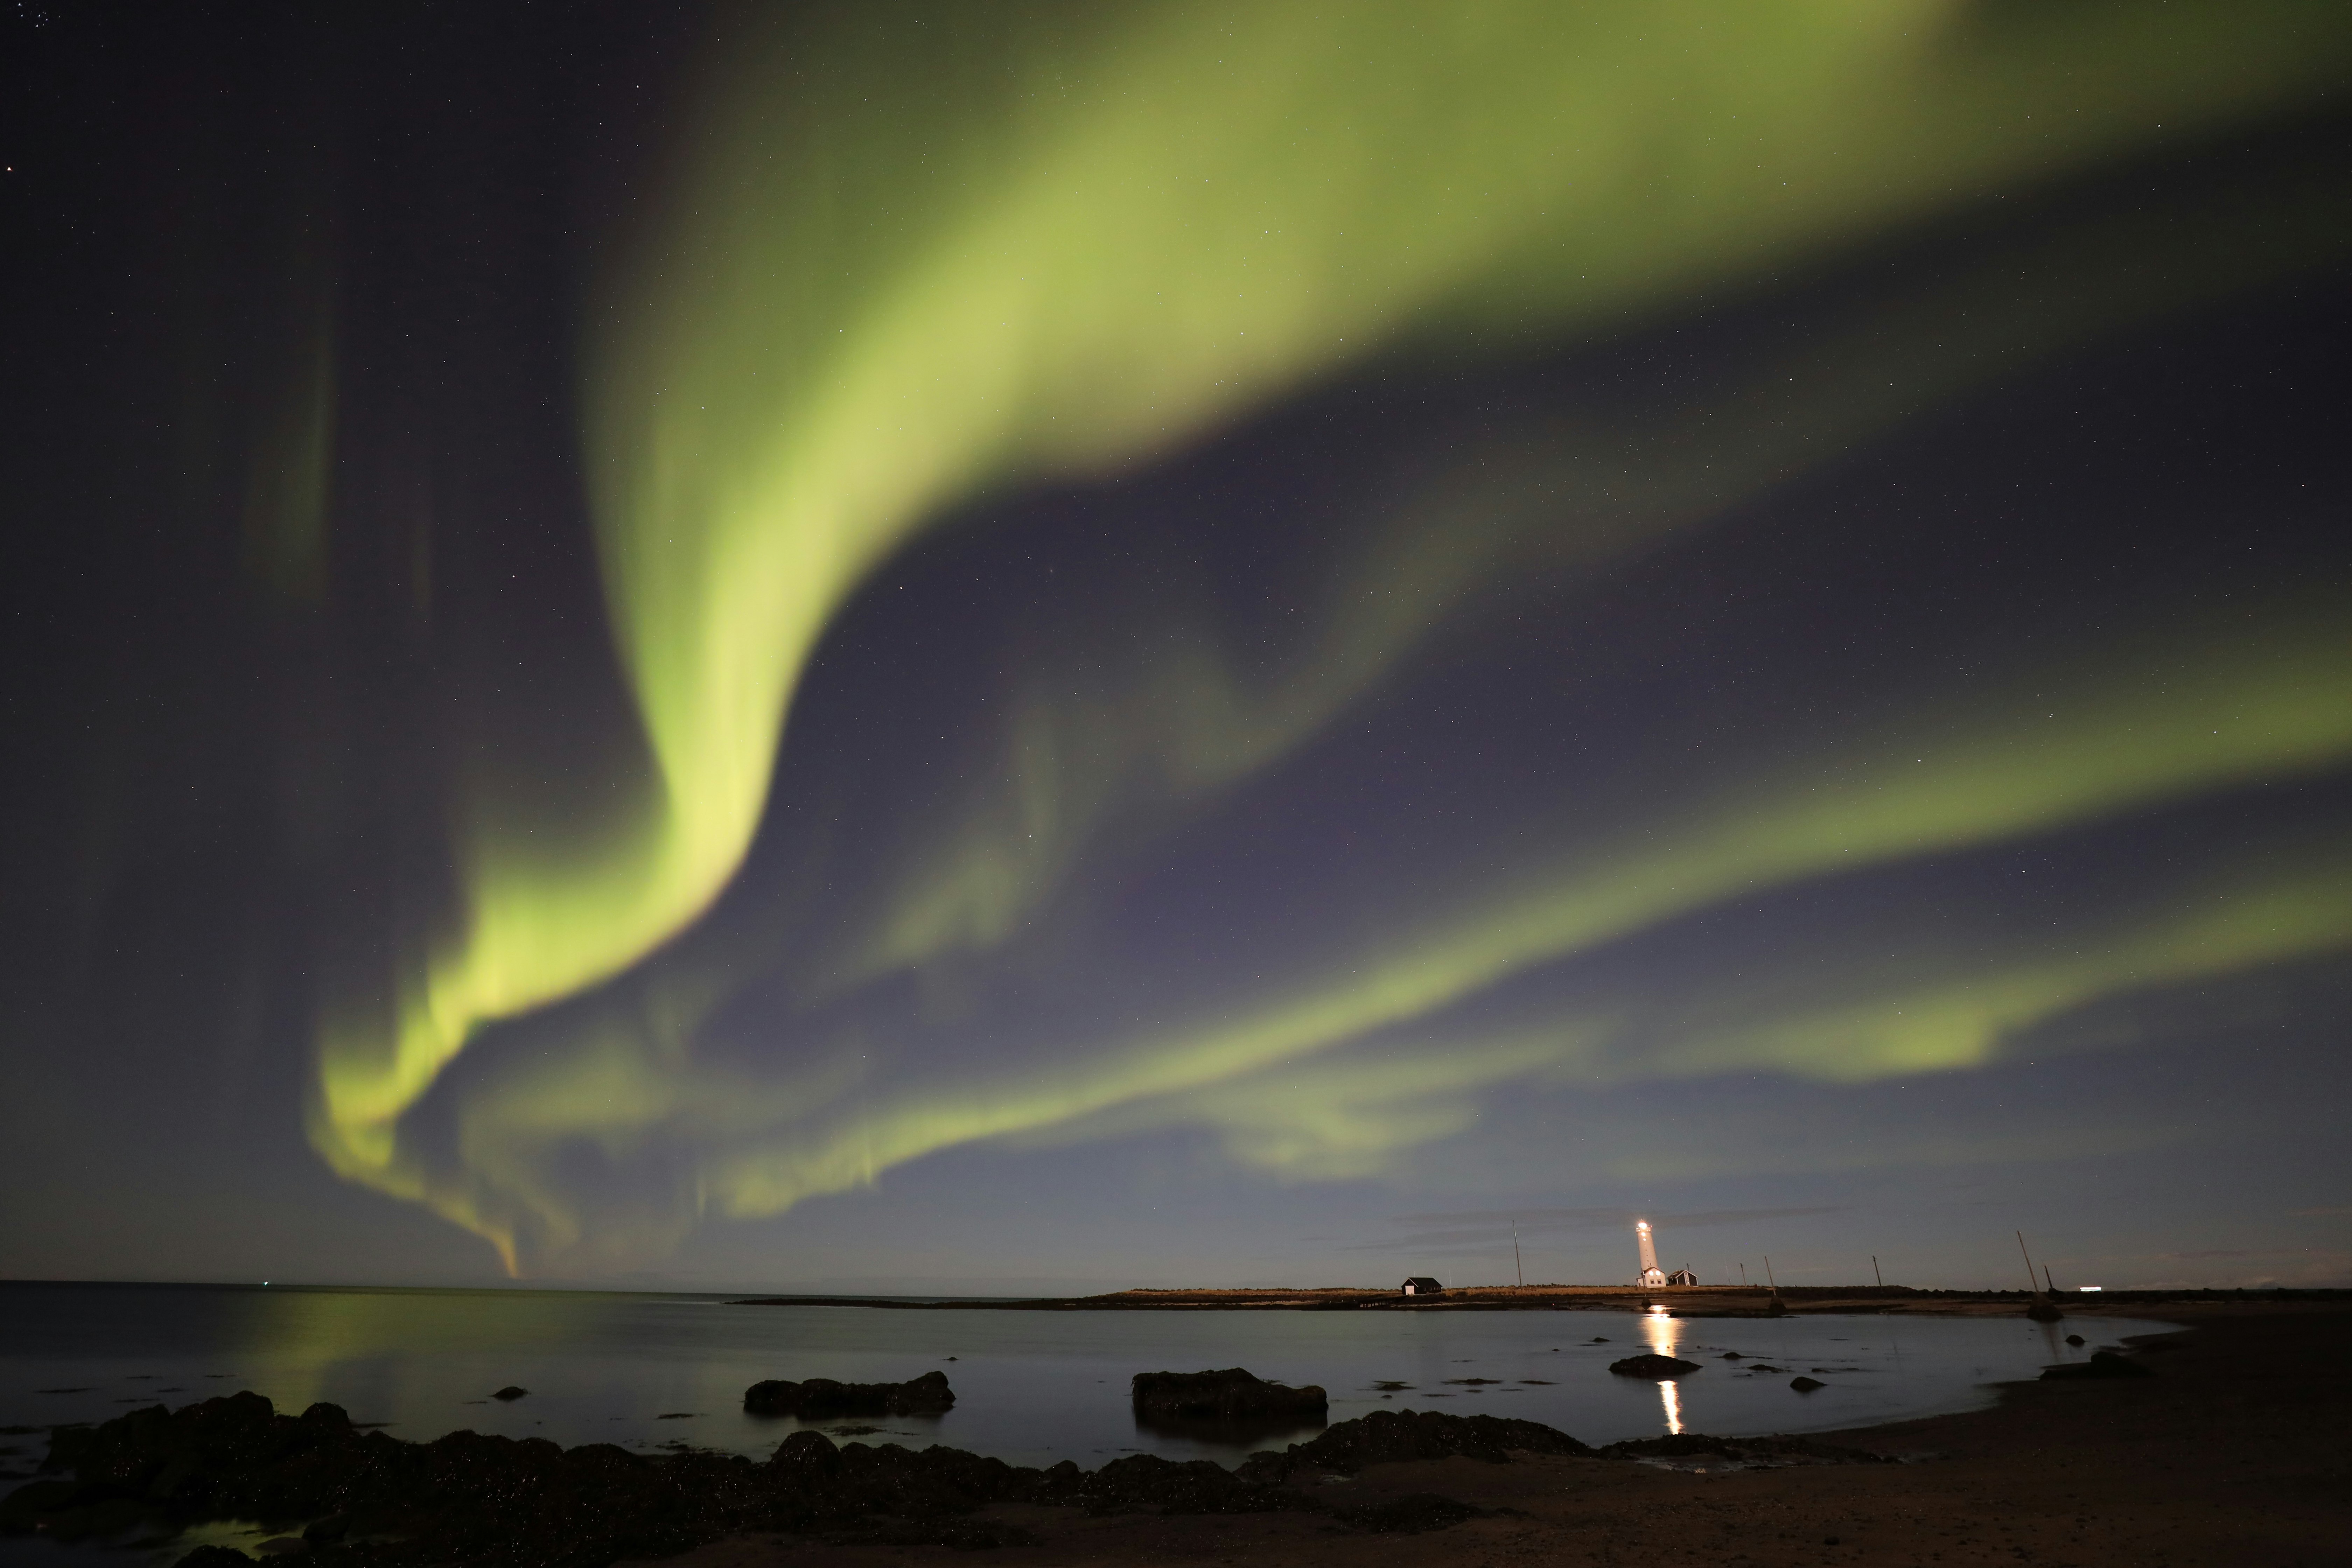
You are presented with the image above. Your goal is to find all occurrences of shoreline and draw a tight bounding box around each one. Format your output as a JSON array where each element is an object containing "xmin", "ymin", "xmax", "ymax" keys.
[
  {"xmin": 653, "ymin": 1298, "xmax": 2352, "ymax": 1566},
  {"xmin": 729, "ymin": 1284, "xmax": 2352, "ymax": 1316},
  {"xmin": 7, "ymin": 1300, "xmax": 2342, "ymax": 1566}
]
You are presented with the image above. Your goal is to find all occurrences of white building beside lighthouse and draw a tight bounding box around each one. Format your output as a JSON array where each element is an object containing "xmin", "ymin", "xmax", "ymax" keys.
[{"xmin": 1634, "ymin": 1219, "xmax": 1666, "ymax": 1287}]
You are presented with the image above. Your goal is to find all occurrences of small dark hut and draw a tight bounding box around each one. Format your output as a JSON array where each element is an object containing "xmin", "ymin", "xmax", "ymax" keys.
[
  {"xmin": 1401, "ymin": 1276, "xmax": 1443, "ymax": 1297},
  {"xmin": 1666, "ymin": 1268, "xmax": 1699, "ymax": 1286}
]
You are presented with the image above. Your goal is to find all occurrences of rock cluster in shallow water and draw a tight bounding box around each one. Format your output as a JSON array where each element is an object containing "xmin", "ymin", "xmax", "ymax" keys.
[
  {"xmin": 1130, "ymin": 1367, "xmax": 1327, "ymax": 1421},
  {"xmin": 1235, "ymin": 1407, "xmax": 1594, "ymax": 1482},
  {"xmin": 741, "ymin": 1369, "xmax": 956, "ymax": 1416}
]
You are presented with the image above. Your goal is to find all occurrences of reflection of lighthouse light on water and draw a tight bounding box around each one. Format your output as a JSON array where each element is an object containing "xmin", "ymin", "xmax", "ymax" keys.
[
  {"xmin": 1642, "ymin": 1293, "xmax": 1685, "ymax": 1435},
  {"xmin": 1635, "ymin": 1219, "xmax": 1680, "ymax": 1433}
]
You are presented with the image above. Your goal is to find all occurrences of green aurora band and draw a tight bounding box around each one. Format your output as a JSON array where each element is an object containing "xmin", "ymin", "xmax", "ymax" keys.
[{"xmin": 304, "ymin": 0, "xmax": 2352, "ymax": 1267}]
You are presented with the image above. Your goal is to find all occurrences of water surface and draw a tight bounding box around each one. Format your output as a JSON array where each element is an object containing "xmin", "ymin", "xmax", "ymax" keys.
[{"xmin": 0, "ymin": 1283, "xmax": 2175, "ymax": 1562}]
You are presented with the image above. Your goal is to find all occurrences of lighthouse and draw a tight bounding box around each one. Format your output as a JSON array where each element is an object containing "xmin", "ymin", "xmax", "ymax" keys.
[{"xmin": 1634, "ymin": 1219, "xmax": 1666, "ymax": 1288}]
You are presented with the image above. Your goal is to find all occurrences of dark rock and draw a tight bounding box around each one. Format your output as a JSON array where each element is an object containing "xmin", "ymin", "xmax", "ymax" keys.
[
  {"xmin": 489, "ymin": 1386, "xmax": 528, "ymax": 1401},
  {"xmin": 1130, "ymin": 1368, "xmax": 1326, "ymax": 1422},
  {"xmin": 2065, "ymin": 1334, "xmax": 2086, "ymax": 1346},
  {"xmin": 2025, "ymin": 1298, "xmax": 2065, "ymax": 1322},
  {"xmin": 1336, "ymin": 1492, "xmax": 1482, "ymax": 1533},
  {"xmin": 1747, "ymin": 1364, "xmax": 1783, "ymax": 1373},
  {"xmin": 743, "ymin": 1371, "xmax": 955, "ymax": 1417},
  {"xmin": 1606, "ymin": 1354, "xmax": 1702, "ymax": 1378},
  {"xmin": 1790, "ymin": 1376, "xmax": 1826, "ymax": 1392},
  {"xmin": 1237, "ymin": 1408, "xmax": 1589, "ymax": 1484},
  {"xmin": 768, "ymin": 1428, "xmax": 846, "ymax": 1482},
  {"xmin": 1075, "ymin": 1452, "xmax": 1302, "ymax": 1516},
  {"xmin": 2040, "ymin": 1351, "xmax": 2152, "ymax": 1380},
  {"xmin": 1720, "ymin": 1352, "xmax": 1743, "ymax": 1360}
]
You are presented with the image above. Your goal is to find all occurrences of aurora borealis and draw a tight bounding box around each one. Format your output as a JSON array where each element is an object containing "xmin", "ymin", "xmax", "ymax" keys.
[{"xmin": 4, "ymin": 0, "xmax": 2349, "ymax": 1291}]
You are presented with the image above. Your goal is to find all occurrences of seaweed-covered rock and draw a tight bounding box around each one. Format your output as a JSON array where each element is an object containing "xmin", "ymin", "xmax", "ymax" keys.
[
  {"xmin": 30, "ymin": 1393, "xmax": 386, "ymax": 1518},
  {"xmin": 766, "ymin": 1428, "xmax": 846, "ymax": 1482},
  {"xmin": 1074, "ymin": 1452, "xmax": 1304, "ymax": 1516},
  {"xmin": 1608, "ymin": 1354, "xmax": 1702, "ymax": 1378},
  {"xmin": 1790, "ymin": 1376, "xmax": 1826, "ymax": 1392},
  {"xmin": 1237, "ymin": 1408, "xmax": 1589, "ymax": 1483},
  {"xmin": 1130, "ymin": 1368, "xmax": 1326, "ymax": 1422},
  {"xmin": 742, "ymin": 1371, "xmax": 955, "ymax": 1417}
]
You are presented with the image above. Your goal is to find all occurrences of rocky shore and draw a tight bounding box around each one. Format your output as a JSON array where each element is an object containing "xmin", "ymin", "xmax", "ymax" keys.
[
  {"xmin": 0, "ymin": 1382, "xmax": 1875, "ymax": 1564},
  {"xmin": 4, "ymin": 1300, "xmax": 2344, "ymax": 1566},
  {"xmin": 654, "ymin": 1300, "xmax": 2352, "ymax": 1567}
]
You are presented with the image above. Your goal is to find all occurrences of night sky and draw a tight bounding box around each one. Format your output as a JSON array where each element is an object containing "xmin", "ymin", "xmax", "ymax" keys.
[{"xmin": 5, "ymin": 1, "xmax": 2349, "ymax": 1294}]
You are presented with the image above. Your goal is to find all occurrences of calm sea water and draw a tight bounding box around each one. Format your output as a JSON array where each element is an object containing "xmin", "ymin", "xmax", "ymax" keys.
[{"xmin": 0, "ymin": 1283, "xmax": 2176, "ymax": 1562}]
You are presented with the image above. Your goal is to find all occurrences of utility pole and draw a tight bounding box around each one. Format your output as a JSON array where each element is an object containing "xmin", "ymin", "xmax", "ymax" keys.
[
  {"xmin": 1738, "ymin": 1262, "xmax": 1747, "ymax": 1287},
  {"xmin": 2018, "ymin": 1232, "xmax": 2063, "ymax": 1320},
  {"xmin": 1513, "ymin": 1223, "xmax": 1524, "ymax": 1289},
  {"xmin": 1873, "ymin": 1255, "xmax": 1883, "ymax": 1288}
]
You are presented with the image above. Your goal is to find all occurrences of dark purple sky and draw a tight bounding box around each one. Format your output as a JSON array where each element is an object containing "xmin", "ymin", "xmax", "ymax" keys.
[{"xmin": 3, "ymin": 1, "xmax": 2348, "ymax": 1293}]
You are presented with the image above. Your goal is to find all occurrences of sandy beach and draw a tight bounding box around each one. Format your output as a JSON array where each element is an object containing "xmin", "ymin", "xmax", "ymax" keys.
[{"xmin": 641, "ymin": 1301, "xmax": 2351, "ymax": 1568}]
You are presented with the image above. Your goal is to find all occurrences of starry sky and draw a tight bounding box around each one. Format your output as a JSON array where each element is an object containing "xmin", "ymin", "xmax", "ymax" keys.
[{"xmin": 4, "ymin": 0, "xmax": 2349, "ymax": 1294}]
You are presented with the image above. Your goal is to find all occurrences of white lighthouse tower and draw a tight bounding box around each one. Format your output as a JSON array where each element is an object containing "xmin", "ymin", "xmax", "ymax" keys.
[{"xmin": 1634, "ymin": 1219, "xmax": 1666, "ymax": 1288}]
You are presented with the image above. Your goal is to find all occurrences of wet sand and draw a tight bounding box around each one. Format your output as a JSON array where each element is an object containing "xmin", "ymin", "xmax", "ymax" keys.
[{"xmin": 643, "ymin": 1301, "xmax": 2351, "ymax": 1568}]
